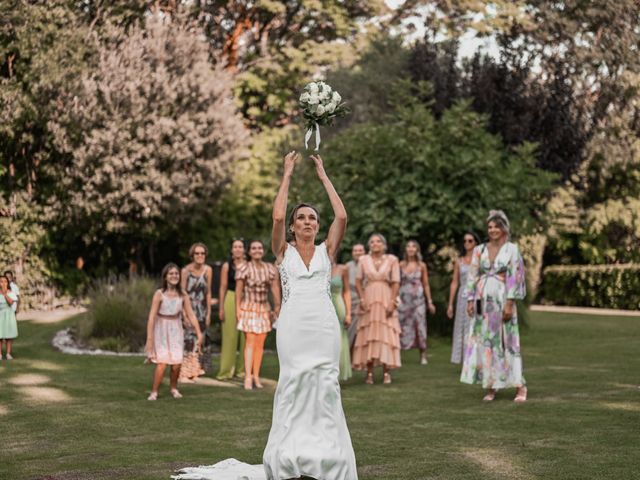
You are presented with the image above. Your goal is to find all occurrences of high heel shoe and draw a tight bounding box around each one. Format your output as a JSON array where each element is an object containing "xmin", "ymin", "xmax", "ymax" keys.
[
  {"xmin": 244, "ymin": 377, "xmax": 253, "ymax": 390},
  {"xmin": 383, "ymin": 372, "xmax": 392, "ymax": 384},
  {"xmin": 253, "ymin": 377, "xmax": 264, "ymax": 389},
  {"xmin": 147, "ymin": 391, "xmax": 158, "ymax": 401},
  {"xmin": 365, "ymin": 372, "xmax": 374, "ymax": 385},
  {"xmin": 170, "ymin": 389, "xmax": 183, "ymax": 399}
]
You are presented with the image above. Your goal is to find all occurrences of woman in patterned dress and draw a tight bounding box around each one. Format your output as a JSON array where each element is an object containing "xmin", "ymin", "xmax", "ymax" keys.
[
  {"xmin": 462, "ymin": 210, "xmax": 528, "ymax": 402},
  {"xmin": 217, "ymin": 238, "xmax": 247, "ymax": 380},
  {"xmin": 352, "ymin": 233, "xmax": 402, "ymax": 384},
  {"xmin": 331, "ymin": 258, "xmax": 353, "ymax": 381},
  {"xmin": 447, "ymin": 231, "xmax": 480, "ymax": 364},
  {"xmin": 145, "ymin": 263, "xmax": 202, "ymax": 400},
  {"xmin": 236, "ymin": 240, "xmax": 281, "ymax": 390},
  {"xmin": 398, "ymin": 240, "xmax": 436, "ymax": 365},
  {"xmin": 179, "ymin": 243, "xmax": 213, "ymax": 381}
]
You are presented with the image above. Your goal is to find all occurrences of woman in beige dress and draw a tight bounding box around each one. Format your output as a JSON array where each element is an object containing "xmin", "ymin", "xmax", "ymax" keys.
[{"xmin": 352, "ymin": 233, "xmax": 402, "ymax": 384}]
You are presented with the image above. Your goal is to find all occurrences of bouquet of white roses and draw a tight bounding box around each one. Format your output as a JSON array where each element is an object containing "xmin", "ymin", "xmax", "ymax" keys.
[{"xmin": 299, "ymin": 81, "xmax": 348, "ymax": 150}]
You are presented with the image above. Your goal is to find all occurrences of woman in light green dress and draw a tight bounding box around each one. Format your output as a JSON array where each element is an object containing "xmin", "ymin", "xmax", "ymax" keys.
[
  {"xmin": 0, "ymin": 275, "xmax": 18, "ymax": 360},
  {"xmin": 331, "ymin": 262, "xmax": 352, "ymax": 381}
]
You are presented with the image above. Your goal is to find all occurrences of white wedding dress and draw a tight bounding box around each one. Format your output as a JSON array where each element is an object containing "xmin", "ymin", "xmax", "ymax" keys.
[{"xmin": 173, "ymin": 242, "xmax": 358, "ymax": 480}]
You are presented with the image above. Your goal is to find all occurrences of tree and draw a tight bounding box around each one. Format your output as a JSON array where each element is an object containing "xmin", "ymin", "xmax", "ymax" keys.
[
  {"xmin": 408, "ymin": 37, "xmax": 589, "ymax": 180},
  {"xmin": 48, "ymin": 14, "xmax": 248, "ymax": 272}
]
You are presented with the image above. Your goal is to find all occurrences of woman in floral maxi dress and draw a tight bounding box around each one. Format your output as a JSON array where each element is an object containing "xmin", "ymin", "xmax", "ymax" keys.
[
  {"xmin": 398, "ymin": 240, "xmax": 436, "ymax": 365},
  {"xmin": 461, "ymin": 210, "xmax": 528, "ymax": 402}
]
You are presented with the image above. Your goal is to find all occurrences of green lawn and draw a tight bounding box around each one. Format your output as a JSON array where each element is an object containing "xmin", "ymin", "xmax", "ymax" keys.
[{"xmin": 1, "ymin": 311, "xmax": 639, "ymax": 480}]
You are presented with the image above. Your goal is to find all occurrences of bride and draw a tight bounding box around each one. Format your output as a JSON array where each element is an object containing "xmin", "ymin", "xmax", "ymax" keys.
[{"xmin": 174, "ymin": 152, "xmax": 358, "ymax": 480}]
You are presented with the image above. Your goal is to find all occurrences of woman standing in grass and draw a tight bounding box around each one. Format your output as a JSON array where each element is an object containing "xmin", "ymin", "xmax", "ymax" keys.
[
  {"xmin": 180, "ymin": 243, "xmax": 213, "ymax": 381},
  {"xmin": 398, "ymin": 240, "xmax": 436, "ymax": 365},
  {"xmin": 217, "ymin": 238, "xmax": 247, "ymax": 380},
  {"xmin": 236, "ymin": 240, "xmax": 280, "ymax": 390},
  {"xmin": 352, "ymin": 233, "xmax": 402, "ymax": 384},
  {"xmin": 462, "ymin": 210, "xmax": 527, "ymax": 402},
  {"xmin": 447, "ymin": 231, "xmax": 479, "ymax": 364},
  {"xmin": 145, "ymin": 263, "xmax": 202, "ymax": 400},
  {"xmin": 331, "ymin": 257, "xmax": 353, "ymax": 381},
  {"xmin": 0, "ymin": 274, "xmax": 18, "ymax": 360}
]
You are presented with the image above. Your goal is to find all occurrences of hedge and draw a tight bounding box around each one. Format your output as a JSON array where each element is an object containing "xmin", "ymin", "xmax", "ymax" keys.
[{"xmin": 541, "ymin": 264, "xmax": 640, "ymax": 310}]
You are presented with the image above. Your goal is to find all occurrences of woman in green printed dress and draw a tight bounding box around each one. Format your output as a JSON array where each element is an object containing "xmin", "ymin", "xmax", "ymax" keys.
[
  {"xmin": 331, "ymin": 259, "xmax": 353, "ymax": 381},
  {"xmin": 461, "ymin": 210, "xmax": 528, "ymax": 402}
]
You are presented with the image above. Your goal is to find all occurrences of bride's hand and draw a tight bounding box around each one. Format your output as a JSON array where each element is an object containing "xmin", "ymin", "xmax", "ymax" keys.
[
  {"xmin": 284, "ymin": 151, "xmax": 298, "ymax": 177},
  {"xmin": 310, "ymin": 154, "xmax": 327, "ymax": 178}
]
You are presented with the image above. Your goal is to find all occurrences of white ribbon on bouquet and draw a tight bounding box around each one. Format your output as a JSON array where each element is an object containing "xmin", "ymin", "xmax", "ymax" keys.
[{"xmin": 304, "ymin": 122, "xmax": 321, "ymax": 151}]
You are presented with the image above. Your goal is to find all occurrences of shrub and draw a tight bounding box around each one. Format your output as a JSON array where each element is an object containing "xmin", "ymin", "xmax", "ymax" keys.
[
  {"xmin": 78, "ymin": 276, "xmax": 157, "ymax": 352},
  {"xmin": 541, "ymin": 264, "xmax": 640, "ymax": 310}
]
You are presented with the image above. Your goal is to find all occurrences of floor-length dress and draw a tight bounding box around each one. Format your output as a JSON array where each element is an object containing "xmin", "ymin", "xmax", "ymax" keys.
[
  {"xmin": 346, "ymin": 260, "xmax": 360, "ymax": 347},
  {"xmin": 450, "ymin": 261, "xmax": 471, "ymax": 364},
  {"xmin": 351, "ymin": 254, "xmax": 401, "ymax": 370},
  {"xmin": 398, "ymin": 268, "xmax": 427, "ymax": 351},
  {"xmin": 186, "ymin": 270, "xmax": 213, "ymax": 372},
  {"xmin": 460, "ymin": 242, "xmax": 527, "ymax": 389},
  {"xmin": 331, "ymin": 274, "xmax": 353, "ymax": 381},
  {"xmin": 173, "ymin": 242, "xmax": 358, "ymax": 480}
]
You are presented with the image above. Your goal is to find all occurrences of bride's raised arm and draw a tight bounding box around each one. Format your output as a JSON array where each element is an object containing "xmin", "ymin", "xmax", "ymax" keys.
[
  {"xmin": 272, "ymin": 151, "xmax": 299, "ymax": 262},
  {"xmin": 310, "ymin": 154, "xmax": 347, "ymax": 260}
]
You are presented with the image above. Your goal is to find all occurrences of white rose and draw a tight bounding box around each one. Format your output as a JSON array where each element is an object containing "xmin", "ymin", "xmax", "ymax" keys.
[
  {"xmin": 320, "ymin": 89, "xmax": 331, "ymax": 101},
  {"xmin": 332, "ymin": 91, "xmax": 341, "ymax": 103},
  {"xmin": 300, "ymin": 92, "xmax": 311, "ymax": 103},
  {"xmin": 308, "ymin": 94, "xmax": 319, "ymax": 105},
  {"xmin": 326, "ymin": 102, "xmax": 336, "ymax": 113},
  {"xmin": 308, "ymin": 82, "xmax": 319, "ymax": 94},
  {"xmin": 316, "ymin": 104, "xmax": 326, "ymax": 115}
]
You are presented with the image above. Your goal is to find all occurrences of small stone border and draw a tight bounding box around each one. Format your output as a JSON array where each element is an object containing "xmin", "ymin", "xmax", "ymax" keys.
[{"xmin": 52, "ymin": 327, "xmax": 145, "ymax": 357}]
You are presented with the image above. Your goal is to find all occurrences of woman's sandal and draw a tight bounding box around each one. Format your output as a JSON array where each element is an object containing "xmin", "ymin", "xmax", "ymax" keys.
[
  {"xmin": 244, "ymin": 378, "xmax": 253, "ymax": 390},
  {"xmin": 254, "ymin": 377, "xmax": 264, "ymax": 389},
  {"xmin": 170, "ymin": 389, "xmax": 183, "ymax": 399},
  {"xmin": 147, "ymin": 391, "xmax": 158, "ymax": 401},
  {"xmin": 482, "ymin": 389, "xmax": 496, "ymax": 402},
  {"xmin": 514, "ymin": 386, "xmax": 527, "ymax": 403},
  {"xmin": 365, "ymin": 372, "xmax": 374, "ymax": 385},
  {"xmin": 383, "ymin": 372, "xmax": 392, "ymax": 384}
]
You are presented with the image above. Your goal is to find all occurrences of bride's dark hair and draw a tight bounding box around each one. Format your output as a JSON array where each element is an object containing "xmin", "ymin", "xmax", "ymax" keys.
[{"xmin": 287, "ymin": 203, "xmax": 320, "ymax": 240}]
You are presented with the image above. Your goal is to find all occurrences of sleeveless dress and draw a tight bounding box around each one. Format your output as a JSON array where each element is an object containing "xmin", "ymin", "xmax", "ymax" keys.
[
  {"xmin": 331, "ymin": 274, "xmax": 353, "ymax": 381},
  {"xmin": 186, "ymin": 270, "xmax": 212, "ymax": 372},
  {"xmin": 0, "ymin": 292, "xmax": 18, "ymax": 340},
  {"xmin": 450, "ymin": 261, "xmax": 471, "ymax": 364},
  {"xmin": 174, "ymin": 242, "xmax": 358, "ymax": 480},
  {"xmin": 149, "ymin": 292, "xmax": 183, "ymax": 365},
  {"xmin": 398, "ymin": 268, "xmax": 427, "ymax": 351}
]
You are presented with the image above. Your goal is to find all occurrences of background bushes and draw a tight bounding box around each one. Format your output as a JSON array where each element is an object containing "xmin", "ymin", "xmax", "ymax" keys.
[
  {"xmin": 77, "ymin": 276, "xmax": 157, "ymax": 352},
  {"xmin": 541, "ymin": 264, "xmax": 640, "ymax": 310}
]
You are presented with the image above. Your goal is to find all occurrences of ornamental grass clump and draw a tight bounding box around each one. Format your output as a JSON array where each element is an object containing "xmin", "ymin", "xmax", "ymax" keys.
[{"xmin": 78, "ymin": 276, "xmax": 157, "ymax": 352}]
